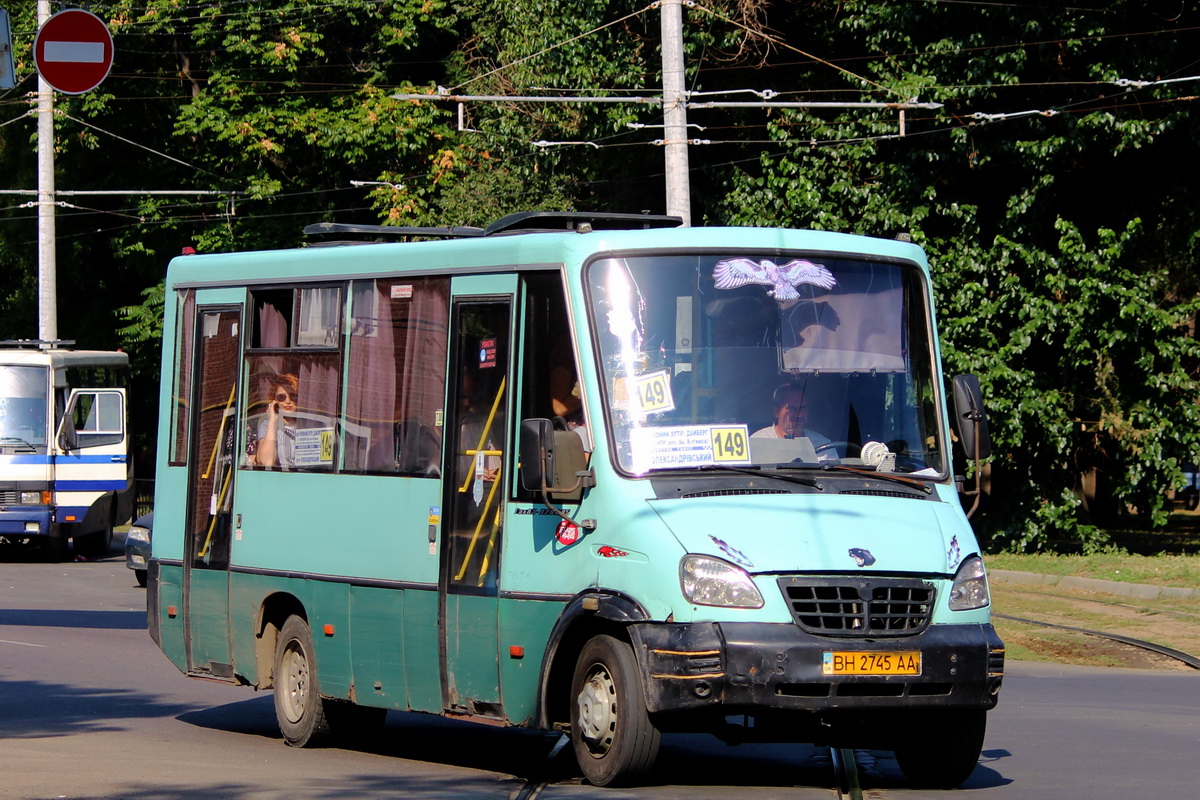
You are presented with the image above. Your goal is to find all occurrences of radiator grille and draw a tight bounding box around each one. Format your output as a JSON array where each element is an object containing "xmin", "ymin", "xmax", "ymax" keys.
[{"xmin": 778, "ymin": 577, "xmax": 934, "ymax": 637}]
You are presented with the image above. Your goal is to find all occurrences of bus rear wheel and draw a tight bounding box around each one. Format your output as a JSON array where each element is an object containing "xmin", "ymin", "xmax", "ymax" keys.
[
  {"xmin": 893, "ymin": 708, "xmax": 986, "ymax": 788},
  {"xmin": 569, "ymin": 634, "xmax": 661, "ymax": 787},
  {"xmin": 274, "ymin": 615, "xmax": 331, "ymax": 747}
]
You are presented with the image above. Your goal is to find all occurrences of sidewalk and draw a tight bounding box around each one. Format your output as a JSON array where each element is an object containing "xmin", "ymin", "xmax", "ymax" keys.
[{"xmin": 989, "ymin": 569, "xmax": 1200, "ymax": 601}]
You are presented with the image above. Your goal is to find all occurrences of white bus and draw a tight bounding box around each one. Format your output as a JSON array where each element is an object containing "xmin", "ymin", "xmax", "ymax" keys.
[{"xmin": 0, "ymin": 341, "xmax": 133, "ymax": 560}]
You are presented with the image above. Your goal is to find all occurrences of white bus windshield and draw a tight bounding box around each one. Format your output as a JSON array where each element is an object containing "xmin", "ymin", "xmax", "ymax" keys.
[
  {"xmin": 586, "ymin": 254, "xmax": 945, "ymax": 477},
  {"xmin": 0, "ymin": 366, "xmax": 49, "ymax": 451}
]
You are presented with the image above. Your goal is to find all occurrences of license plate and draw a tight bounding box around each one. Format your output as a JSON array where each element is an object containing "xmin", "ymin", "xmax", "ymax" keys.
[{"xmin": 822, "ymin": 651, "xmax": 922, "ymax": 676}]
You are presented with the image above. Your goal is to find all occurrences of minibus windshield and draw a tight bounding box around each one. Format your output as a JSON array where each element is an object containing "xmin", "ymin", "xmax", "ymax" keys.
[
  {"xmin": 586, "ymin": 253, "xmax": 945, "ymax": 477},
  {"xmin": 0, "ymin": 365, "xmax": 49, "ymax": 451}
]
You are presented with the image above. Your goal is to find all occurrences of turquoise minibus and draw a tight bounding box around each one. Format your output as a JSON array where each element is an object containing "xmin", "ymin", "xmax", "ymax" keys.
[{"xmin": 147, "ymin": 211, "xmax": 1002, "ymax": 788}]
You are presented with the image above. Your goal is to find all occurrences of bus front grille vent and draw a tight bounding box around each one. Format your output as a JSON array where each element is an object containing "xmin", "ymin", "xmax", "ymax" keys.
[
  {"xmin": 838, "ymin": 489, "xmax": 926, "ymax": 500},
  {"xmin": 681, "ymin": 488, "xmax": 790, "ymax": 499},
  {"xmin": 777, "ymin": 577, "xmax": 934, "ymax": 637},
  {"xmin": 0, "ymin": 490, "xmax": 19, "ymax": 503}
]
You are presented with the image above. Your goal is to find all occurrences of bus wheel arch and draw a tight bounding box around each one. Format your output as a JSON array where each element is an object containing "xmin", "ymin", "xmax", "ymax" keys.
[
  {"xmin": 539, "ymin": 590, "xmax": 651, "ymax": 730},
  {"xmin": 543, "ymin": 615, "xmax": 623, "ymax": 731},
  {"xmin": 255, "ymin": 592, "xmax": 307, "ymax": 691}
]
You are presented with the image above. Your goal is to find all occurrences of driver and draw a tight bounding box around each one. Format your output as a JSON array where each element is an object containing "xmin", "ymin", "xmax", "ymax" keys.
[{"xmin": 751, "ymin": 383, "xmax": 836, "ymax": 457}]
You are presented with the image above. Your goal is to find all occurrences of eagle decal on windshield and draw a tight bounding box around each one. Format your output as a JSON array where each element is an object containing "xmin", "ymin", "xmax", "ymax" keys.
[{"xmin": 712, "ymin": 257, "xmax": 836, "ymax": 300}]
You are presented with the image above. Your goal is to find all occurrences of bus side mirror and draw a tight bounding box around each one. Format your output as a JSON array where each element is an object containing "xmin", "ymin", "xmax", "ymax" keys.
[
  {"xmin": 519, "ymin": 418, "xmax": 554, "ymax": 491},
  {"xmin": 951, "ymin": 374, "xmax": 991, "ymax": 460},
  {"xmin": 57, "ymin": 418, "xmax": 79, "ymax": 451},
  {"xmin": 520, "ymin": 418, "xmax": 593, "ymax": 501}
]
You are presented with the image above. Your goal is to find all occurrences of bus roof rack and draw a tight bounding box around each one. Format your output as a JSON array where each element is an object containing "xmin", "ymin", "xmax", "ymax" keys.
[
  {"xmin": 0, "ymin": 339, "xmax": 76, "ymax": 349},
  {"xmin": 483, "ymin": 211, "xmax": 684, "ymax": 235},
  {"xmin": 302, "ymin": 222, "xmax": 485, "ymax": 241},
  {"xmin": 303, "ymin": 212, "xmax": 684, "ymax": 243}
]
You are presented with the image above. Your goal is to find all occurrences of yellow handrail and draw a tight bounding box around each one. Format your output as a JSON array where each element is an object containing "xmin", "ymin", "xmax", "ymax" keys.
[
  {"xmin": 453, "ymin": 464, "xmax": 502, "ymax": 582},
  {"xmin": 457, "ymin": 376, "xmax": 506, "ymax": 494},
  {"xmin": 197, "ymin": 465, "xmax": 232, "ymax": 560},
  {"xmin": 201, "ymin": 384, "xmax": 237, "ymax": 480}
]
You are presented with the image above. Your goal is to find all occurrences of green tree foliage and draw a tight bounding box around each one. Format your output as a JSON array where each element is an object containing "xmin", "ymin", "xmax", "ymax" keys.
[{"xmin": 2, "ymin": 1, "xmax": 1198, "ymax": 549}]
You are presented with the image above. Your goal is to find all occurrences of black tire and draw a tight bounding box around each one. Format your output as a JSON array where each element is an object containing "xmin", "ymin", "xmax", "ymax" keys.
[
  {"xmin": 569, "ymin": 634, "xmax": 661, "ymax": 787},
  {"xmin": 134, "ymin": 569, "xmax": 147, "ymax": 587},
  {"xmin": 76, "ymin": 525, "xmax": 113, "ymax": 556},
  {"xmin": 42, "ymin": 533, "xmax": 69, "ymax": 563},
  {"xmin": 274, "ymin": 616, "xmax": 331, "ymax": 747},
  {"xmin": 894, "ymin": 709, "xmax": 986, "ymax": 788}
]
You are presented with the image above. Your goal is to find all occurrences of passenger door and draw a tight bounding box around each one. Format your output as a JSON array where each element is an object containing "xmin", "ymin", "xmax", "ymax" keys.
[
  {"xmin": 440, "ymin": 279, "xmax": 514, "ymax": 719},
  {"xmin": 182, "ymin": 306, "xmax": 243, "ymax": 678}
]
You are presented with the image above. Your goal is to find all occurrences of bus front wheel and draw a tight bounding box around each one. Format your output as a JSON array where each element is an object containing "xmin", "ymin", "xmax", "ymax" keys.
[
  {"xmin": 893, "ymin": 708, "xmax": 986, "ymax": 788},
  {"xmin": 569, "ymin": 634, "xmax": 661, "ymax": 787},
  {"xmin": 274, "ymin": 616, "xmax": 331, "ymax": 747}
]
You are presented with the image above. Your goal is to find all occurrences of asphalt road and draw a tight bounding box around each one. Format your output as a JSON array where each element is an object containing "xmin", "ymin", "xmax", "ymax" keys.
[{"xmin": 1, "ymin": 544, "xmax": 1196, "ymax": 799}]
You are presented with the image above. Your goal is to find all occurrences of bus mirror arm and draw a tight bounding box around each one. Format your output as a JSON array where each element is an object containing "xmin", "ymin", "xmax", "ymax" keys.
[
  {"xmin": 542, "ymin": 468, "xmax": 596, "ymax": 496},
  {"xmin": 539, "ymin": 485, "xmax": 598, "ymax": 531}
]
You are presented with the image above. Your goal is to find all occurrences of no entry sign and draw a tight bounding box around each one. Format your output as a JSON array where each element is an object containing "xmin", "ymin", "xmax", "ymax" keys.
[{"xmin": 34, "ymin": 9, "xmax": 114, "ymax": 95}]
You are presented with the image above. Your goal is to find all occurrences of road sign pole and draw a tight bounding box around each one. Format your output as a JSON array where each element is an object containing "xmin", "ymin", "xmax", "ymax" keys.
[
  {"xmin": 31, "ymin": 6, "xmax": 116, "ymax": 344},
  {"xmin": 36, "ymin": 0, "xmax": 57, "ymax": 343}
]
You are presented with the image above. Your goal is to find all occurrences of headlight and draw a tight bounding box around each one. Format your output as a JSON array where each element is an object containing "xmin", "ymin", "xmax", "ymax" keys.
[
  {"xmin": 20, "ymin": 491, "xmax": 48, "ymax": 505},
  {"xmin": 126, "ymin": 526, "xmax": 151, "ymax": 546},
  {"xmin": 948, "ymin": 555, "xmax": 990, "ymax": 610},
  {"xmin": 680, "ymin": 555, "xmax": 764, "ymax": 608}
]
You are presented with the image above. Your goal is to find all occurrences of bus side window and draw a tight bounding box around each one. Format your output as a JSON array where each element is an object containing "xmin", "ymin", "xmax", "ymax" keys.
[
  {"xmin": 343, "ymin": 277, "xmax": 449, "ymax": 476},
  {"xmin": 66, "ymin": 390, "xmax": 124, "ymax": 449}
]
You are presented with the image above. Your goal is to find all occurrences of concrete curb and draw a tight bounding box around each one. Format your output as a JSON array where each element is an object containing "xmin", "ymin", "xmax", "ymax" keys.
[{"xmin": 989, "ymin": 569, "xmax": 1200, "ymax": 601}]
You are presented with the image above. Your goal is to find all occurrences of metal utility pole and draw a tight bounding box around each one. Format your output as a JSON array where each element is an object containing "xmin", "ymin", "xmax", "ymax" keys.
[
  {"xmin": 660, "ymin": 0, "xmax": 690, "ymax": 226},
  {"xmin": 36, "ymin": 0, "xmax": 56, "ymax": 342}
]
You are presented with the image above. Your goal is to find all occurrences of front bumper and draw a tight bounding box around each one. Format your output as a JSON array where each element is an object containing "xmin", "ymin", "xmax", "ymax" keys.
[
  {"xmin": 630, "ymin": 621, "xmax": 1004, "ymax": 716},
  {"xmin": 126, "ymin": 549, "xmax": 147, "ymax": 571},
  {"xmin": 0, "ymin": 507, "xmax": 54, "ymax": 538}
]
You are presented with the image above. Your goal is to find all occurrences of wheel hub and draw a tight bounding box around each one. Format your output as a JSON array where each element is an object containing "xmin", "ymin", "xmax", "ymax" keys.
[
  {"xmin": 576, "ymin": 665, "xmax": 617, "ymax": 754},
  {"xmin": 282, "ymin": 643, "xmax": 309, "ymax": 724}
]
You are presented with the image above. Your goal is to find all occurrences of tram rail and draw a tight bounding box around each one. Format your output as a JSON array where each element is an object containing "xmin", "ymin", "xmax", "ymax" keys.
[{"xmin": 994, "ymin": 613, "xmax": 1200, "ymax": 669}]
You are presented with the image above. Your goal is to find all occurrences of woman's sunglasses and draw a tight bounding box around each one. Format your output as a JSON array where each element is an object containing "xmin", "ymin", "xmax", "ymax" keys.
[{"xmin": 274, "ymin": 392, "xmax": 296, "ymax": 402}]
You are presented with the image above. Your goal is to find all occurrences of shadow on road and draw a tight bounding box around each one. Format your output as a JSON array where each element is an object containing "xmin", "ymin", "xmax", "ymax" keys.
[
  {"xmin": 0, "ymin": 678, "xmax": 196, "ymax": 740},
  {"xmin": 0, "ymin": 608, "xmax": 145, "ymax": 629},
  {"xmin": 177, "ymin": 696, "xmax": 1013, "ymax": 791}
]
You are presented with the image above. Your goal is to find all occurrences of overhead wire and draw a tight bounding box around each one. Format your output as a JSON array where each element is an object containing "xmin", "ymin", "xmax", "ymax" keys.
[
  {"xmin": 691, "ymin": 1, "xmax": 908, "ymax": 100},
  {"xmin": 55, "ymin": 111, "xmax": 226, "ymax": 180},
  {"xmin": 449, "ymin": 1, "xmax": 660, "ymax": 93}
]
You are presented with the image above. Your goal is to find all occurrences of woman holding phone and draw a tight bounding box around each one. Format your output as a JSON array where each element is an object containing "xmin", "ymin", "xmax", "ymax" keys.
[{"xmin": 248, "ymin": 373, "xmax": 300, "ymax": 469}]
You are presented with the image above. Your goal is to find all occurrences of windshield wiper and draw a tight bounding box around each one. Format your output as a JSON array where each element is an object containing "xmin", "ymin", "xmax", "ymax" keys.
[
  {"xmin": 817, "ymin": 464, "xmax": 934, "ymax": 494},
  {"xmin": 0, "ymin": 436, "xmax": 37, "ymax": 451},
  {"xmin": 697, "ymin": 464, "xmax": 823, "ymax": 490}
]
